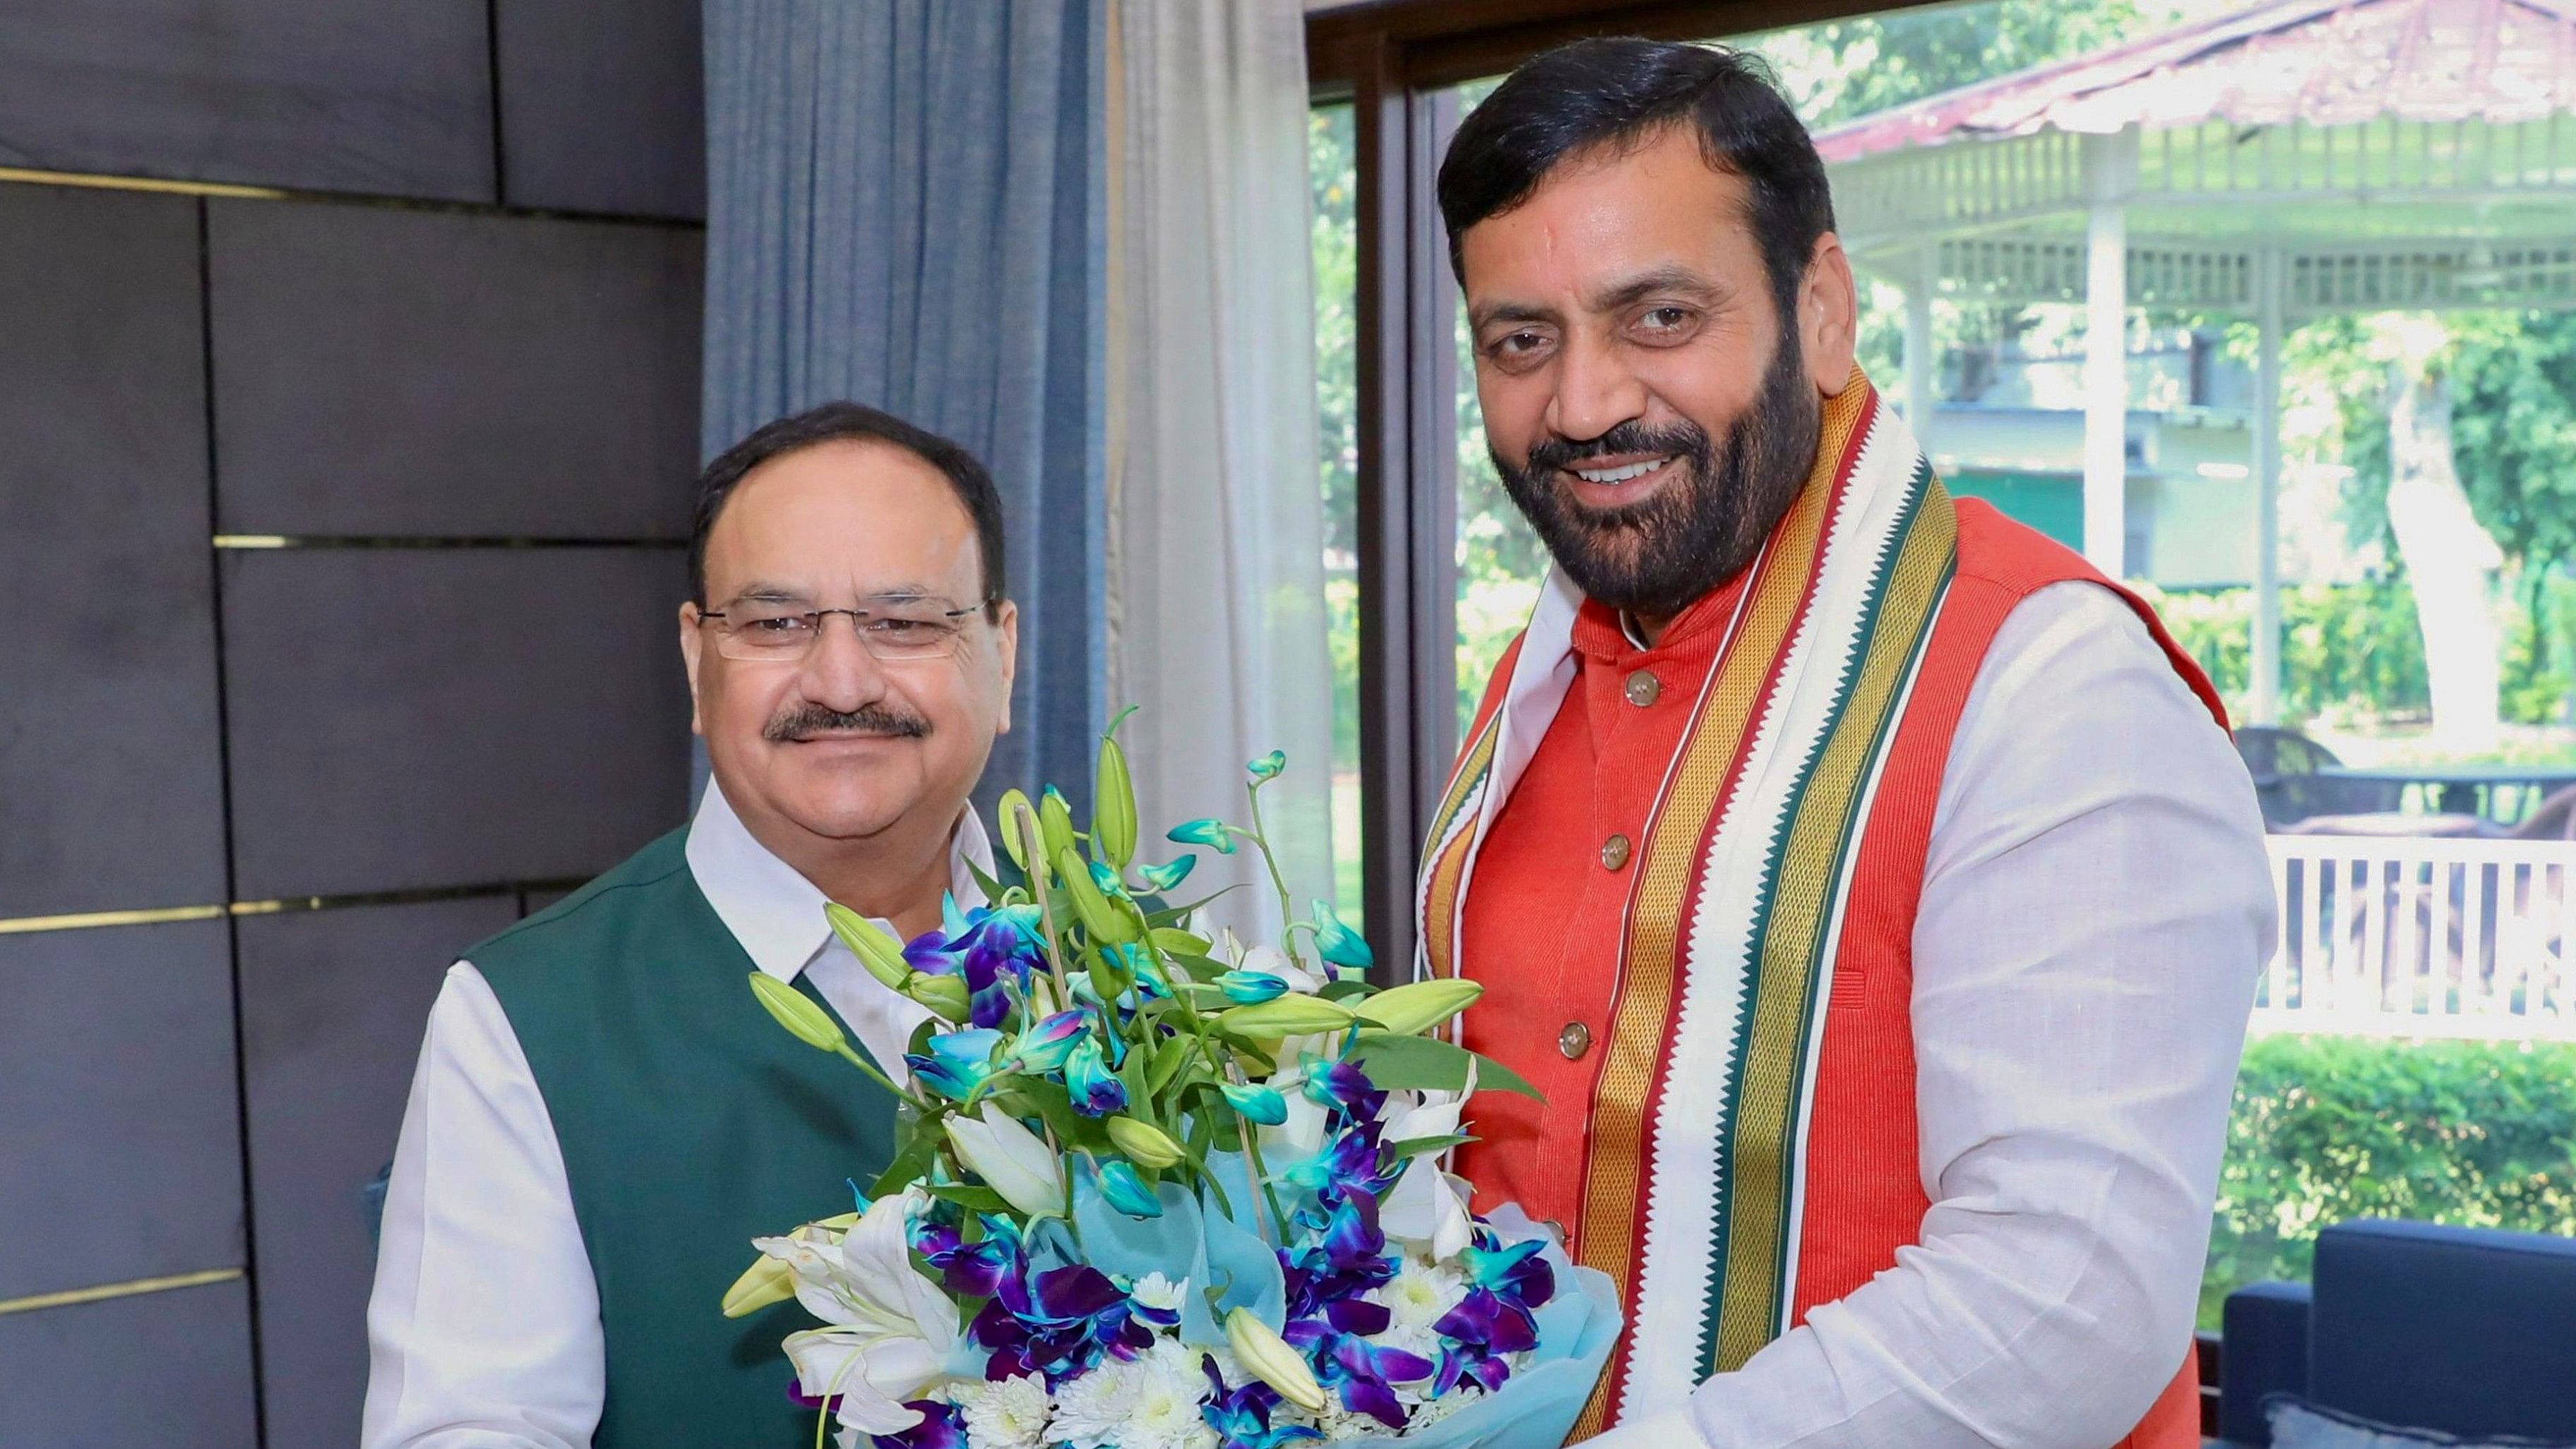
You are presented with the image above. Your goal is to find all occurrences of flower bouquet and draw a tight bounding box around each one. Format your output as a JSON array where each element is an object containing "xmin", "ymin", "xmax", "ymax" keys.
[{"xmin": 727, "ymin": 716, "xmax": 1621, "ymax": 1449}]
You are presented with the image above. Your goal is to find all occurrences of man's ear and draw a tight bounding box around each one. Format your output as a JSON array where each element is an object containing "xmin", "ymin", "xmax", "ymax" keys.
[
  {"xmin": 1800, "ymin": 232, "xmax": 1860, "ymax": 396},
  {"xmin": 991, "ymin": 599, "xmax": 1020, "ymax": 736},
  {"xmin": 678, "ymin": 601, "xmax": 707, "ymax": 737}
]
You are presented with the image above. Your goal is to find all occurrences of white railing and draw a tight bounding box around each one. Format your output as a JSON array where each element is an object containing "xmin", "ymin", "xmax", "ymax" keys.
[{"xmin": 2257, "ymin": 835, "xmax": 2576, "ymax": 1039}]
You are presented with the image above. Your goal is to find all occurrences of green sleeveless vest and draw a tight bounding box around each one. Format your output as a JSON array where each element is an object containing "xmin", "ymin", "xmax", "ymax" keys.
[{"xmin": 473, "ymin": 828, "xmax": 899, "ymax": 1448}]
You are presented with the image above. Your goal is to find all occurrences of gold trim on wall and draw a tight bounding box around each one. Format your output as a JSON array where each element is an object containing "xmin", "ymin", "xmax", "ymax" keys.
[
  {"xmin": 0, "ymin": 878, "xmax": 590, "ymax": 937},
  {"xmin": 0, "ymin": 165, "xmax": 287, "ymax": 201},
  {"xmin": 213, "ymin": 534, "xmax": 686, "ymax": 550},
  {"xmin": 0, "ymin": 1267, "xmax": 244, "ymax": 1318}
]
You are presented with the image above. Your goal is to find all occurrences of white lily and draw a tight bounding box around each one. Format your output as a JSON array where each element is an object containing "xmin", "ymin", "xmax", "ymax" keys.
[
  {"xmin": 1381, "ymin": 1157, "xmax": 1476, "ymax": 1263},
  {"xmin": 1381, "ymin": 1058, "xmax": 1477, "ymax": 1143},
  {"xmin": 944, "ymin": 1101, "xmax": 1066, "ymax": 1219},
  {"xmin": 752, "ymin": 1187, "xmax": 958, "ymax": 1434}
]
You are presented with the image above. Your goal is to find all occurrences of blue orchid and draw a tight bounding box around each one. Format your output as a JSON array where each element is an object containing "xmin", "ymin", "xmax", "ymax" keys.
[
  {"xmin": 1311, "ymin": 900, "xmax": 1374, "ymax": 971},
  {"xmin": 1095, "ymin": 1159, "xmax": 1163, "ymax": 1218},
  {"xmin": 912, "ymin": 1213, "xmax": 1024, "ymax": 1297},
  {"xmin": 1300, "ymin": 1059, "xmax": 1387, "ymax": 1121},
  {"xmin": 1220, "ymin": 1082, "xmax": 1288, "ymax": 1126},
  {"xmin": 1282, "ymin": 1193, "xmax": 1397, "ymax": 1318},
  {"xmin": 905, "ymin": 1027, "xmax": 1006, "ymax": 1101},
  {"xmin": 1200, "ymin": 1356, "xmax": 1323, "ymax": 1449},
  {"xmin": 1248, "ymin": 750, "xmax": 1287, "ymax": 780},
  {"xmin": 1217, "ymin": 970, "xmax": 1289, "ymax": 1005},
  {"xmin": 973, "ymin": 1263, "xmax": 1154, "ymax": 1384},
  {"xmin": 1009, "ymin": 1010, "xmax": 1089, "ymax": 1073},
  {"xmin": 1064, "ymin": 1035, "xmax": 1128, "ymax": 1116},
  {"xmin": 906, "ymin": 906, "xmax": 1046, "ymax": 1029},
  {"xmin": 1429, "ymin": 1230, "xmax": 1556, "ymax": 1396},
  {"xmin": 1167, "ymin": 818, "xmax": 1237, "ymax": 854},
  {"xmin": 1136, "ymin": 855, "xmax": 1197, "ymax": 893},
  {"xmin": 1283, "ymin": 1299, "xmax": 1435, "ymax": 1429}
]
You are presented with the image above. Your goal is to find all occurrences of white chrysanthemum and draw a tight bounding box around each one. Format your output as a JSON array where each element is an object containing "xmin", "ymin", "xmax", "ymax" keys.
[
  {"xmin": 1368, "ymin": 1256, "xmax": 1466, "ymax": 1367},
  {"xmin": 1130, "ymin": 1272, "xmax": 1190, "ymax": 1314},
  {"xmin": 950, "ymin": 1373, "xmax": 1051, "ymax": 1449},
  {"xmin": 1376, "ymin": 1257, "xmax": 1465, "ymax": 1335},
  {"xmin": 1125, "ymin": 1340, "xmax": 1220, "ymax": 1449},
  {"xmin": 1047, "ymin": 1359, "xmax": 1139, "ymax": 1449}
]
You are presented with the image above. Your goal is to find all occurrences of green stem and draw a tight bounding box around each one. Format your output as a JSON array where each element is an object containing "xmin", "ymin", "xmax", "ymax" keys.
[
  {"xmin": 1236, "ymin": 1107, "xmax": 1289, "ymax": 1246},
  {"xmin": 1239, "ymin": 786, "xmax": 1302, "ymax": 967},
  {"xmin": 835, "ymin": 1043, "xmax": 929, "ymax": 1112}
]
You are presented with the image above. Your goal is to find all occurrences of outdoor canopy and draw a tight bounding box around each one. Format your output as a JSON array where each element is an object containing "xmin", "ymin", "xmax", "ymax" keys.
[{"xmin": 1815, "ymin": 0, "xmax": 2576, "ymax": 722}]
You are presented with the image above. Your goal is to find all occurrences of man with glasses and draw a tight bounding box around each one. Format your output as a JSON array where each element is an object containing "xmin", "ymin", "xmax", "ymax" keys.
[{"xmin": 363, "ymin": 404, "xmax": 1017, "ymax": 1449}]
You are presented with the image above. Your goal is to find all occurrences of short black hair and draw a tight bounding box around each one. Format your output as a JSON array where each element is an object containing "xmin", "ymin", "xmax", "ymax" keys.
[
  {"xmin": 689, "ymin": 402, "xmax": 1006, "ymax": 607},
  {"xmin": 1437, "ymin": 38, "xmax": 1835, "ymax": 325}
]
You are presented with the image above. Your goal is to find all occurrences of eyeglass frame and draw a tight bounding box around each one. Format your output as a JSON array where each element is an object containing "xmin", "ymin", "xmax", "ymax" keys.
[{"xmin": 693, "ymin": 591, "xmax": 1003, "ymax": 664}]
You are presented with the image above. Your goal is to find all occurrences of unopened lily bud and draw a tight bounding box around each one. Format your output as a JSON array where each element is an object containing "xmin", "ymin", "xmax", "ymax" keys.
[
  {"xmin": 1217, "ymin": 994, "xmax": 1356, "ymax": 1037},
  {"xmin": 1059, "ymin": 847, "xmax": 1142, "ymax": 945},
  {"xmin": 1356, "ymin": 979, "xmax": 1484, "ymax": 1037},
  {"xmin": 1094, "ymin": 733, "xmax": 1138, "ymax": 869},
  {"xmin": 903, "ymin": 972, "xmax": 972, "ymax": 1022},
  {"xmin": 1105, "ymin": 1114, "xmax": 1188, "ymax": 1171},
  {"xmin": 720, "ymin": 1254, "xmax": 797, "ymax": 1318},
  {"xmin": 1226, "ymin": 1308, "xmax": 1327, "ymax": 1412},
  {"xmin": 1040, "ymin": 786, "xmax": 1080, "ymax": 862},
  {"xmin": 825, "ymin": 902, "xmax": 913, "ymax": 992},
  {"xmin": 995, "ymin": 789, "xmax": 1037, "ymax": 871},
  {"xmin": 749, "ymin": 973, "xmax": 846, "ymax": 1054}
]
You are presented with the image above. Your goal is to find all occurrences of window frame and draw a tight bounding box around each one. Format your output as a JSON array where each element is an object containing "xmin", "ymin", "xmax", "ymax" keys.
[{"xmin": 1304, "ymin": 0, "xmax": 1924, "ymax": 977}]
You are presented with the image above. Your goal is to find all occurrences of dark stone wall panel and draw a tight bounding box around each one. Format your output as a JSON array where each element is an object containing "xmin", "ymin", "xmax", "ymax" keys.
[
  {"xmin": 0, "ymin": 920, "xmax": 242, "ymax": 1301},
  {"xmin": 208, "ymin": 200, "xmax": 704, "ymax": 540},
  {"xmin": 220, "ymin": 547, "xmax": 692, "ymax": 898},
  {"xmin": 240, "ymin": 894, "xmax": 519, "ymax": 1449},
  {"xmin": 0, "ymin": 1, "xmax": 493, "ymax": 201},
  {"xmin": 0, "ymin": 184, "xmax": 228, "ymax": 919},
  {"xmin": 0, "ymin": 1277, "xmax": 259, "ymax": 1448},
  {"xmin": 497, "ymin": 0, "xmax": 708, "ymax": 220}
]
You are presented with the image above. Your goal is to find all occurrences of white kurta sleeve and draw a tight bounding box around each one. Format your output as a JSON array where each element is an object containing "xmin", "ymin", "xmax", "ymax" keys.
[
  {"xmin": 1612, "ymin": 580, "xmax": 2273, "ymax": 1449},
  {"xmin": 362, "ymin": 962, "xmax": 604, "ymax": 1449}
]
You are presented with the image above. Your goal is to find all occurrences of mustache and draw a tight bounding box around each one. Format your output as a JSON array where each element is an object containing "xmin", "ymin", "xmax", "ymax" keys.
[
  {"xmin": 1523, "ymin": 419, "xmax": 1713, "ymax": 481},
  {"xmin": 763, "ymin": 702, "xmax": 931, "ymax": 744}
]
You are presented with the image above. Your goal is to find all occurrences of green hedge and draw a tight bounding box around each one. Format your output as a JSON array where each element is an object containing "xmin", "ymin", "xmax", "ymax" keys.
[{"xmin": 2202, "ymin": 1034, "xmax": 2576, "ymax": 1327}]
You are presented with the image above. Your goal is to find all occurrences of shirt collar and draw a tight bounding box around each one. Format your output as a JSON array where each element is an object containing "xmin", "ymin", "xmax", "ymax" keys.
[{"xmin": 685, "ymin": 780, "xmax": 996, "ymax": 984}]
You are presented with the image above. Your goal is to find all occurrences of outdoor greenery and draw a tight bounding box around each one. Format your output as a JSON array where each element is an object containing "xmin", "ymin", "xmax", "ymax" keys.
[
  {"xmin": 2204, "ymin": 1034, "xmax": 2576, "ymax": 1328},
  {"xmin": 2140, "ymin": 573, "xmax": 2576, "ymax": 732}
]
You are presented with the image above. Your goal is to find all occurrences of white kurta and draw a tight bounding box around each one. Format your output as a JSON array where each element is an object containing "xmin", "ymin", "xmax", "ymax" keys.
[{"xmin": 360, "ymin": 782, "xmax": 991, "ymax": 1449}]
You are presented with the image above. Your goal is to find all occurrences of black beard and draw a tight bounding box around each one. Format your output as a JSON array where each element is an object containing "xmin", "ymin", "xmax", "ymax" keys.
[{"xmin": 1495, "ymin": 327, "xmax": 1820, "ymax": 619}]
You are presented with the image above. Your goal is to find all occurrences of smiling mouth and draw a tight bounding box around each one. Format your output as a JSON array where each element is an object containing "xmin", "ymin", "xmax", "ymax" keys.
[{"xmin": 1566, "ymin": 455, "xmax": 1676, "ymax": 486}]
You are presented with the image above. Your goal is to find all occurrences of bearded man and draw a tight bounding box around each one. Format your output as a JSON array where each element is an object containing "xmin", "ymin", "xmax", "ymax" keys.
[{"xmin": 1419, "ymin": 40, "xmax": 2273, "ymax": 1449}]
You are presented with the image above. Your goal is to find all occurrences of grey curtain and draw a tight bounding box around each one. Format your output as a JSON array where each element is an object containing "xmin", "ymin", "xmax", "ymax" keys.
[{"xmin": 701, "ymin": 0, "xmax": 1107, "ymax": 808}]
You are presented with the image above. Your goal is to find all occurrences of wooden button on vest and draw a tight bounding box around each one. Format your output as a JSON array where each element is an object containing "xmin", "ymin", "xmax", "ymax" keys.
[
  {"xmin": 1624, "ymin": 669, "xmax": 1661, "ymax": 707},
  {"xmin": 1601, "ymin": 833, "xmax": 1633, "ymax": 871},
  {"xmin": 1558, "ymin": 1021, "xmax": 1592, "ymax": 1059}
]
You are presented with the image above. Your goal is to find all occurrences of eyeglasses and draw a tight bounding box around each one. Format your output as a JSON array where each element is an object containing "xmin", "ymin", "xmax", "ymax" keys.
[{"xmin": 697, "ymin": 595, "xmax": 990, "ymax": 664}]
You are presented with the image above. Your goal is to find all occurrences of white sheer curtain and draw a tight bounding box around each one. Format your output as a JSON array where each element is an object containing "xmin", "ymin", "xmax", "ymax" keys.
[{"xmin": 1104, "ymin": 0, "xmax": 1334, "ymax": 946}]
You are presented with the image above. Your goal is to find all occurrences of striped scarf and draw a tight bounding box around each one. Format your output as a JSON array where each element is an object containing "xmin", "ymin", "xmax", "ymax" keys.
[{"xmin": 1414, "ymin": 371, "xmax": 1958, "ymax": 1432}]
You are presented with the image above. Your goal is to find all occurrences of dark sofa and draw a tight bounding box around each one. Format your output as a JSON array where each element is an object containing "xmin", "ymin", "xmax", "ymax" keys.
[{"xmin": 2218, "ymin": 1218, "xmax": 2576, "ymax": 1445}]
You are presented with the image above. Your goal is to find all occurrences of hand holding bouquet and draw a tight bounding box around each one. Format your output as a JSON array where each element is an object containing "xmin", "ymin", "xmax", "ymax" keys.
[{"xmin": 728, "ymin": 716, "xmax": 1621, "ymax": 1449}]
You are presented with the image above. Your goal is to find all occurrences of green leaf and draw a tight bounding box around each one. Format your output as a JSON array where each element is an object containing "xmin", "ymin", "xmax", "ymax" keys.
[
  {"xmin": 924, "ymin": 1183, "xmax": 1013, "ymax": 1213},
  {"xmin": 1146, "ymin": 1033, "xmax": 1195, "ymax": 1098},
  {"xmin": 1348, "ymin": 1032, "xmax": 1542, "ymax": 1099},
  {"xmin": 1144, "ymin": 885, "xmax": 1244, "ymax": 929},
  {"xmin": 962, "ymin": 854, "xmax": 1008, "ymax": 904},
  {"xmin": 869, "ymin": 1124, "xmax": 945, "ymax": 1198},
  {"xmin": 1383, "ymin": 1132, "xmax": 1474, "ymax": 1158},
  {"xmin": 1318, "ymin": 979, "xmax": 1374, "ymax": 1003}
]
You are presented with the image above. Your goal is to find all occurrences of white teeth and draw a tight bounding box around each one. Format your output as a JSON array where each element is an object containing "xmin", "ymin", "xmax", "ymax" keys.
[{"xmin": 1571, "ymin": 457, "xmax": 1671, "ymax": 484}]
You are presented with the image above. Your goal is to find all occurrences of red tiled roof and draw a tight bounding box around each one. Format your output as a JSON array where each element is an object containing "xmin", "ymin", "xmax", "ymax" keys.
[{"xmin": 1813, "ymin": 0, "xmax": 2576, "ymax": 162}]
